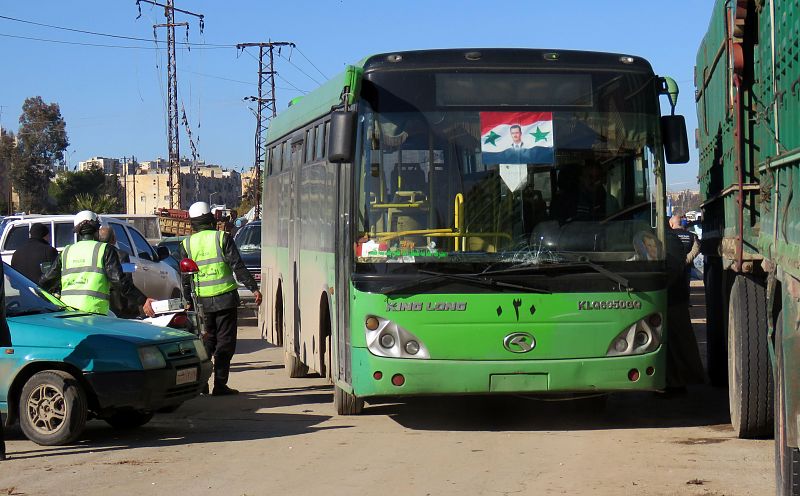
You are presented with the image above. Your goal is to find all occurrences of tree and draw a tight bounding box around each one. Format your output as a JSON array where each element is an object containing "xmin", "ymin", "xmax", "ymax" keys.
[
  {"xmin": 11, "ymin": 96, "xmax": 69, "ymax": 212},
  {"xmin": 0, "ymin": 129, "xmax": 21, "ymax": 214},
  {"xmin": 51, "ymin": 168, "xmax": 123, "ymax": 213},
  {"xmin": 73, "ymin": 193, "xmax": 120, "ymax": 213}
]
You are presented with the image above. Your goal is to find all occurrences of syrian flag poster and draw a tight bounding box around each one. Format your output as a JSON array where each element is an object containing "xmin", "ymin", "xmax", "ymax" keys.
[{"xmin": 480, "ymin": 111, "xmax": 554, "ymax": 165}]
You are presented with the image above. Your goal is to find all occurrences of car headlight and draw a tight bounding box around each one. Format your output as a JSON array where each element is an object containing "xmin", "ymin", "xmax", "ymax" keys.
[
  {"xmin": 606, "ymin": 313, "xmax": 663, "ymax": 357},
  {"xmin": 365, "ymin": 315, "xmax": 430, "ymax": 359},
  {"xmin": 138, "ymin": 346, "xmax": 167, "ymax": 370},
  {"xmin": 192, "ymin": 339, "xmax": 208, "ymax": 361}
]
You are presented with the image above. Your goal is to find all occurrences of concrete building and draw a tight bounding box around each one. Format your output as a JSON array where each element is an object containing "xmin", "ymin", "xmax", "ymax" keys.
[
  {"xmin": 78, "ymin": 157, "xmax": 121, "ymax": 175},
  {"xmin": 122, "ymin": 166, "xmax": 242, "ymax": 214}
]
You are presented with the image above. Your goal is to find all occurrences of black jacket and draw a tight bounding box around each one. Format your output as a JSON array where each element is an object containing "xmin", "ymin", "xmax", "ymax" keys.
[
  {"xmin": 0, "ymin": 263, "xmax": 11, "ymax": 347},
  {"xmin": 178, "ymin": 229, "xmax": 258, "ymax": 312},
  {"xmin": 10, "ymin": 238, "xmax": 58, "ymax": 284},
  {"xmin": 39, "ymin": 235, "xmax": 148, "ymax": 313}
]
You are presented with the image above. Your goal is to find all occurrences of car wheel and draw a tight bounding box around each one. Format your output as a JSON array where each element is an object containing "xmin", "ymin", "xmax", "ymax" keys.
[
  {"xmin": 104, "ymin": 410, "xmax": 154, "ymax": 429},
  {"xmin": 19, "ymin": 370, "xmax": 88, "ymax": 446}
]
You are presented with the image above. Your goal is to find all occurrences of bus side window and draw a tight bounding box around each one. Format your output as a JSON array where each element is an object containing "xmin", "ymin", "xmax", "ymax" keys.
[
  {"xmin": 306, "ymin": 128, "xmax": 314, "ymax": 163},
  {"xmin": 273, "ymin": 145, "xmax": 282, "ymax": 173},
  {"xmin": 324, "ymin": 121, "xmax": 330, "ymax": 159},
  {"xmin": 282, "ymin": 141, "xmax": 290, "ymax": 170},
  {"xmin": 292, "ymin": 139, "xmax": 304, "ymax": 168},
  {"xmin": 315, "ymin": 123, "xmax": 325, "ymax": 160}
]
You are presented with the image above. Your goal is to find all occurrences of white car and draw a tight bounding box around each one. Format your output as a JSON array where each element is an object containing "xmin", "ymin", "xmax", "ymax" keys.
[{"xmin": 0, "ymin": 215, "xmax": 181, "ymax": 300}]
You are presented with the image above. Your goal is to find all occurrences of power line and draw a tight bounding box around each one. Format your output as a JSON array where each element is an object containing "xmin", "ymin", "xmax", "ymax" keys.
[
  {"xmin": 294, "ymin": 46, "xmax": 328, "ymax": 80},
  {"xmin": 278, "ymin": 52, "xmax": 323, "ymax": 86},
  {"xmin": 275, "ymin": 74, "xmax": 309, "ymax": 94},
  {"xmin": 0, "ymin": 32, "xmax": 222, "ymax": 50},
  {"xmin": 0, "ymin": 13, "xmax": 232, "ymax": 47}
]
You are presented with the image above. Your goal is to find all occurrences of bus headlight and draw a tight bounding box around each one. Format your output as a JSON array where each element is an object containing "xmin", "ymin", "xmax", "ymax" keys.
[
  {"xmin": 606, "ymin": 313, "xmax": 663, "ymax": 357},
  {"xmin": 365, "ymin": 315, "xmax": 430, "ymax": 359}
]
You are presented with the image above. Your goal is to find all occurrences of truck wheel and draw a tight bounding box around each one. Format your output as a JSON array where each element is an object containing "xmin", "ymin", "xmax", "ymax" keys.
[
  {"xmin": 104, "ymin": 410, "xmax": 154, "ymax": 429},
  {"xmin": 728, "ymin": 274, "xmax": 774, "ymax": 438},
  {"xmin": 774, "ymin": 311, "xmax": 800, "ymax": 495},
  {"xmin": 19, "ymin": 370, "xmax": 88, "ymax": 446},
  {"xmin": 334, "ymin": 384, "xmax": 364, "ymax": 415},
  {"xmin": 284, "ymin": 349, "xmax": 309, "ymax": 378},
  {"xmin": 705, "ymin": 257, "xmax": 727, "ymax": 386}
]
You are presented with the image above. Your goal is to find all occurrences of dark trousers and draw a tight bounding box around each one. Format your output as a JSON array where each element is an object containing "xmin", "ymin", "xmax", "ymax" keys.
[
  {"xmin": 665, "ymin": 302, "xmax": 706, "ymax": 388},
  {"xmin": 202, "ymin": 306, "xmax": 238, "ymax": 386}
]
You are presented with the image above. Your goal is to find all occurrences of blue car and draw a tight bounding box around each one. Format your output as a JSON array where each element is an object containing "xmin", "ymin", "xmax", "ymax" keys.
[{"xmin": 1, "ymin": 263, "xmax": 212, "ymax": 445}]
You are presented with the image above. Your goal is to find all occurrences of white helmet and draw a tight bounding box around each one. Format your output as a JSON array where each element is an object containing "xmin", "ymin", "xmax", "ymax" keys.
[
  {"xmin": 188, "ymin": 201, "xmax": 211, "ymax": 218},
  {"xmin": 74, "ymin": 210, "xmax": 98, "ymax": 226}
]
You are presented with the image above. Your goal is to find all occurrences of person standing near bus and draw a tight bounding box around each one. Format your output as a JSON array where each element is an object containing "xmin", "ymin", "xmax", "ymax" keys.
[
  {"xmin": 1, "ymin": 262, "xmax": 11, "ymax": 460},
  {"xmin": 662, "ymin": 227, "xmax": 705, "ymax": 394},
  {"xmin": 179, "ymin": 202, "xmax": 261, "ymax": 396}
]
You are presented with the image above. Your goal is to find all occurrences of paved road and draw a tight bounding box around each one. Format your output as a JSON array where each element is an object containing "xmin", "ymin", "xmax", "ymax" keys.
[{"xmin": 0, "ymin": 284, "xmax": 773, "ymax": 495}]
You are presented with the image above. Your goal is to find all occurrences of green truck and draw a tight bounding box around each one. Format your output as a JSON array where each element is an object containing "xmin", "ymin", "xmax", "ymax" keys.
[{"xmin": 696, "ymin": 0, "xmax": 800, "ymax": 492}]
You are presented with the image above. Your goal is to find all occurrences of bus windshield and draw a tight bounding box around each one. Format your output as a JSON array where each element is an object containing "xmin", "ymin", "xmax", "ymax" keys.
[{"xmin": 355, "ymin": 70, "xmax": 665, "ymax": 267}]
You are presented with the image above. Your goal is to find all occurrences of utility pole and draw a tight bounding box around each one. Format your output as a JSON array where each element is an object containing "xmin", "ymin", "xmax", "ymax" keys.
[
  {"xmin": 236, "ymin": 41, "xmax": 295, "ymax": 220},
  {"xmin": 136, "ymin": 0, "xmax": 203, "ymax": 209}
]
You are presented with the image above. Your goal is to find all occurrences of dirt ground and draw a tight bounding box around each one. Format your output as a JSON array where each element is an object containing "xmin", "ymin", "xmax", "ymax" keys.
[{"xmin": 0, "ymin": 282, "xmax": 773, "ymax": 495}]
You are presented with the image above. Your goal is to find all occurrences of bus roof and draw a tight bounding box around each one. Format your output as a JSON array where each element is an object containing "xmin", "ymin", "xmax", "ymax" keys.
[
  {"xmin": 265, "ymin": 48, "xmax": 655, "ymax": 144},
  {"xmin": 266, "ymin": 64, "xmax": 364, "ymax": 144}
]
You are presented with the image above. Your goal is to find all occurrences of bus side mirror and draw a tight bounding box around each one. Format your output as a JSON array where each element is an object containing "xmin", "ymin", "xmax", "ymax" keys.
[
  {"xmin": 661, "ymin": 115, "xmax": 689, "ymax": 164},
  {"xmin": 328, "ymin": 110, "xmax": 356, "ymax": 163}
]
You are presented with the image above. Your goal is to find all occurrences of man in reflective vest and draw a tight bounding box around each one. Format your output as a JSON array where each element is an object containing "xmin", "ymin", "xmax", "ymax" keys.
[
  {"xmin": 41, "ymin": 211, "xmax": 155, "ymax": 318},
  {"xmin": 179, "ymin": 202, "xmax": 261, "ymax": 396}
]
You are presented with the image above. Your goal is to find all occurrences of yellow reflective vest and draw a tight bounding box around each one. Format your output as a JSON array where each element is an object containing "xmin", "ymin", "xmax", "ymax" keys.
[
  {"xmin": 182, "ymin": 230, "xmax": 238, "ymax": 297},
  {"xmin": 60, "ymin": 240, "xmax": 111, "ymax": 315}
]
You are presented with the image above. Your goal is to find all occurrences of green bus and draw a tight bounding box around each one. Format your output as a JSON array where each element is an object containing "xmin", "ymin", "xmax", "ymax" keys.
[{"xmin": 258, "ymin": 49, "xmax": 689, "ymax": 414}]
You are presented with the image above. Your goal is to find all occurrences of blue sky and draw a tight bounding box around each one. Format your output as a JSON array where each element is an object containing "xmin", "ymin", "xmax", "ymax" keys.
[{"xmin": 0, "ymin": 1, "xmax": 713, "ymax": 190}]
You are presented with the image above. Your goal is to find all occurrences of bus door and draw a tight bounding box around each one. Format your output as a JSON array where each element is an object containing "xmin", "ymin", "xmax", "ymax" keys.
[{"xmin": 334, "ymin": 161, "xmax": 353, "ymax": 384}]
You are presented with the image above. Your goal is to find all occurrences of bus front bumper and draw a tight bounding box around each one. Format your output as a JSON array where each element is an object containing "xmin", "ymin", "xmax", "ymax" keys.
[{"xmin": 350, "ymin": 347, "xmax": 666, "ymax": 398}]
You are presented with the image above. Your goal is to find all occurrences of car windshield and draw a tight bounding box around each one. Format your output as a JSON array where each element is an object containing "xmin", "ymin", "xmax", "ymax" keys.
[
  {"xmin": 354, "ymin": 70, "xmax": 665, "ymax": 268},
  {"xmin": 235, "ymin": 224, "xmax": 261, "ymax": 252},
  {"xmin": 3, "ymin": 263, "xmax": 65, "ymax": 317}
]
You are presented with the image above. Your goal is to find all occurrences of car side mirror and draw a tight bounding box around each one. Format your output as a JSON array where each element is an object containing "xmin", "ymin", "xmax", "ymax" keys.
[
  {"xmin": 156, "ymin": 246, "xmax": 170, "ymax": 261},
  {"xmin": 661, "ymin": 115, "xmax": 690, "ymax": 164},
  {"xmin": 328, "ymin": 110, "xmax": 357, "ymax": 163}
]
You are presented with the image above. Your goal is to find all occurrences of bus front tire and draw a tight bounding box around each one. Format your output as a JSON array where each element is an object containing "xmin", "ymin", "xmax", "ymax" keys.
[
  {"xmin": 334, "ymin": 384, "xmax": 363, "ymax": 415},
  {"xmin": 728, "ymin": 274, "xmax": 774, "ymax": 439}
]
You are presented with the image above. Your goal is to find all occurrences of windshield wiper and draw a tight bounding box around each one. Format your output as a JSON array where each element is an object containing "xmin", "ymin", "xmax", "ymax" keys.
[
  {"xmin": 381, "ymin": 269, "xmax": 551, "ymax": 295},
  {"xmin": 482, "ymin": 260, "xmax": 633, "ymax": 291}
]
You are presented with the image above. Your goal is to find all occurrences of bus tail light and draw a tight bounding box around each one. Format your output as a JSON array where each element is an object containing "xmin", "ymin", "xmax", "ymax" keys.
[
  {"xmin": 606, "ymin": 314, "xmax": 663, "ymax": 357},
  {"xmin": 365, "ymin": 315, "xmax": 430, "ymax": 359}
]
